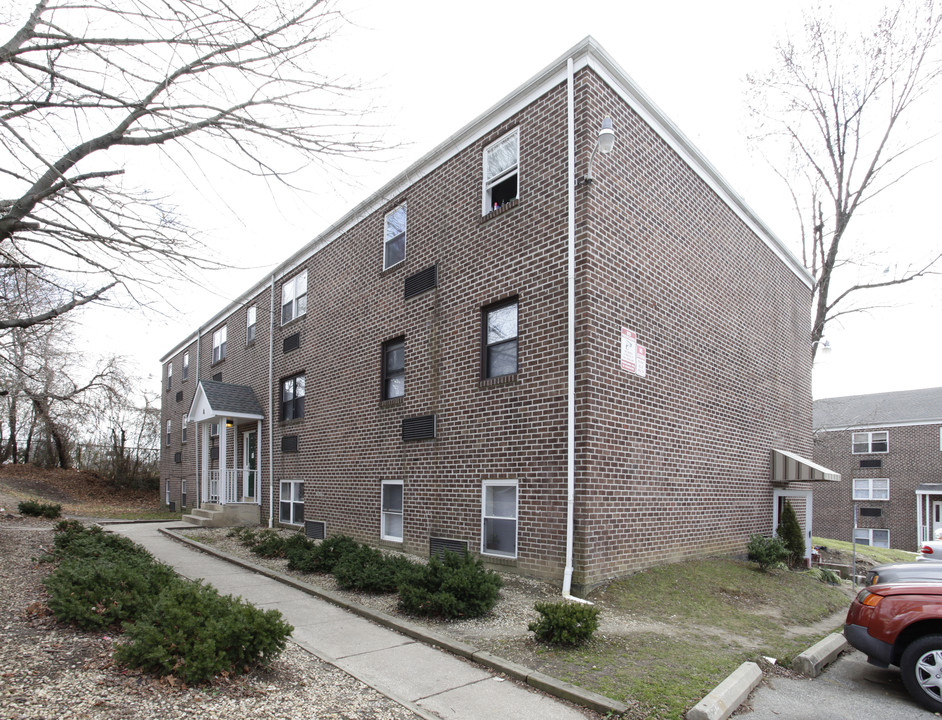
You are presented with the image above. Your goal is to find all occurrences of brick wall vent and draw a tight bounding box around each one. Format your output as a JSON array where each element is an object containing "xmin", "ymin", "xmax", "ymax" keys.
[
  {"xmin": 283, "ymin": 332, "xmax": 300, "ymax": 353},
  {"xmin": 282, "ymin": 435, "xmax": 299, "ymax": 453},
  {"xmin": 860, "ymin": 459, "xmax": 882, "ymax": 469},
  {"xmin": 402, "ymin": 414, "xmax": 436, "ymax": 441},
  {"xmin": 175, "ymin": 390, "xmax": 184, "ymax": 402},
  {"xmin": 860, "ymin": 507, "xmax": 883, "ymax": 517},
  {"xmin": 210, "ymin": 446, "xmax": 219, "ymax": 460},
  {"xmin": 404, "ymin": 264, "xmax": 438, "ymax": 299},
  {"xmin": 173, "ymin": 452, "xmax": 182, "ymax": 464},
  {"xmin": 429, "ymin": 536, "xmax": 468, "ymax": 559},
  {"xmin": 304, "ymin": 520, "xmax": 326, "ymax": 540},
  {"xmin": 212, "ymin": 372, "xmax": 222, "ymax": 382}
]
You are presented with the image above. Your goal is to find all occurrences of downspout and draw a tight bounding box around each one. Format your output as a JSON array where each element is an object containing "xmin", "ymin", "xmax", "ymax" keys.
[
  {"xmin": 194, "ymin": 328, "xmax": 201, "ymax": 509},
  {"xmin": 268, "ymin": 274, "xmax": 275, "ymax": 528},
  {"xmin": 562, "ymin": 57, "xmax": 583, "ymax": 602}
]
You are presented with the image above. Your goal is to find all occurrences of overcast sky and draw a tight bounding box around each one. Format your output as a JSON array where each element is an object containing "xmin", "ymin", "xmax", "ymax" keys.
[{"xmin": 75, "ymin": 0, "xmax": 942, "ymax": 401}]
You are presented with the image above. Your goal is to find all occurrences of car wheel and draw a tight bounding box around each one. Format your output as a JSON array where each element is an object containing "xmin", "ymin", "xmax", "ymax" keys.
[{"xmin": 901, "ymin": 635, "xmax": 942, "ymax": 712}]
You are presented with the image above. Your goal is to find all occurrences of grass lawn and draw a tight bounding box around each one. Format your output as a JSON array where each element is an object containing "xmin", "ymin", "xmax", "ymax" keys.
[{"xmin": 813, "ymin": 536, "xmax": 918, "ymax": 565}]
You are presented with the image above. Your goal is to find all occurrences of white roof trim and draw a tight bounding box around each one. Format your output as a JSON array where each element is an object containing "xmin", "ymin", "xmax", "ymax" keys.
[
  {"xmin": 162, "ymin": 36, "xmax": 811, "ymax": 362},
  {"xmin": 816, "ymin": 419, "xmax": 942, "ymax": 432}
]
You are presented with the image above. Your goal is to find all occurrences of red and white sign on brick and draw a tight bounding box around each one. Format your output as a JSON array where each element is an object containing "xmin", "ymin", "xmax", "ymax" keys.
[{"xmin": 620, "ymin": 327, "xmax": 646, "ymax": 378}]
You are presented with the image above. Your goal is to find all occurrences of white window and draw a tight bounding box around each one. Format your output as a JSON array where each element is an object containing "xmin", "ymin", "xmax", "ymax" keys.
[
  {"xmin": 483, "ymin": 129, "xmax": 519, "ymax": 214},
  {"xmin": 855, "ymin": 528, "xmax": 890, "ymax": 548},
  {"xmin": 165, "ymin": 420, "xmax": 171, "ymax": 447},
  {"xmin": 853, "ymin": 478, "xmax": 889, "ymax": 501},
  {"xmin": 384, "ymin": 204, "xmax": 406, "ymax": 269},
  {"xmin": 381, "ymin": 480, "xmax": 403, "ymax": 542},
  {"xmin": 210, "ymin": 422, "xmax": 219, "ymax": 437},
  {"xmin": 280, "ymin": 480, "xmax": 304, "ymax": 525},
  {"xmin": 181, "ymin": 479, "xmax": 187, "ymax": 508},
  {"xmin": 281, "ymin": 270, "xmax": 307, "ymax": 324},
  {"xmin": 852, "ymin": 431, "xmax": 888, "ymax": 454},
  {"xmin": 246, "ymin": 305, "xmax": 257, "ymax": 344},
  {"xmin": 165, "ymin": 481, "xmax": 170, "ymax": 505},
  {"xmin": 212, "ymin": 326, "xmax": 227, "ymax": 364},
  {"xmin": 482, "ymin": 480, "xmax": 517, "ymax": 558},
  {"xmin": 166, "ymin": 362, "xmax": 172, "ymax": 390},
  {"xmin": 182, "ymin": 352, "xmax": 189, "ymax": 380},
  {"xmin": 181, "ymin": 415, "xmax": 187, "ymax": 443},
  {"xmin": 483, "ymin": 299, "xmax": 518, "ymax": 378}
]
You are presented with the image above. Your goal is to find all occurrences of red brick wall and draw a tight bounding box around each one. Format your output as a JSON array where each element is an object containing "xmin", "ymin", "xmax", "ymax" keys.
[{"xmin": 813, "ymin": 424, "xmax": 942, "ymax": 551}]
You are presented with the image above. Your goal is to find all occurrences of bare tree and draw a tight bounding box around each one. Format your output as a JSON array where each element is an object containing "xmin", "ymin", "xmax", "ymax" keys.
[
  {"xmin": 747, "ymin": 0, "xmax": 942, "ymax": 361},
  {"xmin": 0, "ymin": 0, "xmax": 378, "ymax": 330}
]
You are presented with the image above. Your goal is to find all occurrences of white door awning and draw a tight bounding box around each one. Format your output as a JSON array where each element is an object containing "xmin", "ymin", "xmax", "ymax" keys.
[{"xmin": 772, "ymin": 449, "xmax": 840, "ymax": 483}]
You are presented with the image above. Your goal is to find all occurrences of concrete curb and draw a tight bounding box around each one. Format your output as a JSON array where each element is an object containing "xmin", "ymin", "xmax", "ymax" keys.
[
  {"xmin": 686, "ymin": 661, "xmax": 762, "ymax": 720},
  {"xmin": 792, "ymin": 633, "xmax": 847, "ymax": 678},
  {"xmin": 161, "ymin": 528, "xmax": 630, "ymax": 717}
]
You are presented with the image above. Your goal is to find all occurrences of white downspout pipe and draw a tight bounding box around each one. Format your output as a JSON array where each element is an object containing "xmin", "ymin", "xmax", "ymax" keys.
[
  {"xmin": 562, "ymin": 57, "xmax": 589, "ymax": 604},
  {"xmin": 268, "ymin": 274, "xmax": 275, "ymax": 528}
]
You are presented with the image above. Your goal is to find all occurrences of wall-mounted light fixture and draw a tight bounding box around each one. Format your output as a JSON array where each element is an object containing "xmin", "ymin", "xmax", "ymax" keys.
[
  {"xmin": 226, "ymin": 418, "xmax": 234, "ymax": 428},
  {"xmin": 584, "ymin": 117, "xmax": 615, "ymax": 184}
]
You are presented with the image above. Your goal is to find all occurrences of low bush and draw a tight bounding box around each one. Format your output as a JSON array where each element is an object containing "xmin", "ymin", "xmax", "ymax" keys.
[
  {"xmin": 806, "ymin": 567, "xmax": 842, "ymax": 585},
  {"xmin": 747, "ymin": 534, "xmax": 789, "ymax": 571},
  {"xmin": 250, "ymin": 529, "xmax": 290, "ymax": 558},
  {"xmin": 333, "ymin": 545, "xmax": 417, "ymax": 593},
  {"xmin": 114, "ymin": 580, "xmax": 292, "ymax": 685},
  {"xmin": 306, "ymin": 534, "xmax": 361, "ymax": 574},
  {"xmin": 18, "ymin": 499, "xmax": 62, "ymax": 518},
  {"xmin": 777, "ymin": 501, "xmax": 806, "ymax": 567},
  {"xmin": 528, "ymin": 601, "xmax": 600, "ymax": 646},
  {"xmin": 398, "ymin": 551, "xmax": 502, "ymax": 619}
]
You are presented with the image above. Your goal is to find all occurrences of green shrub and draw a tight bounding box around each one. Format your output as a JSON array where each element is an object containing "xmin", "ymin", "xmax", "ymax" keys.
[
  {"xmin": 528, "ymin": 601, "xmax": 600, "ymax": 646},
  {"xmin": 332, "ymin": 545, "xmax": 417, "ymax": 593},
  {"xmin": 44, "ymin": 555, "xmax": 177, "ymax": 628},
  {"xmin": 307, "ymin": 534, "xmax": 361, "ymax": 574},
  {"xmin": 18, "ymin": 499, "xmax": 62, "ymax": 518},
  {"xmin": 228, "ymin": 527, "xmax": 259, "ymax": 545},
  {"xmin": 806, "ymin": 567, "xmax": 842, "ymax": 585},
  {"xmin": 747, "ymin": 534, "xmax": 789, "ymax": 571},
  {"xmin": 398, "ymin": 551, "xmax": 502, "ymax": 619},
  {"xmin": 777, "ymin": 501, "xmax": 806, "ymax": 567},
  {"xmin": 284, "ymin": 535, "xmax": 321, "ymax": 572},
  {"xmin": 52, "ymin": 523, "xmax": 153, "ymax": 564},
  {"xmin": 250, "ymin": 529, "xmax": 289, "ymax": 558},
  {"xmin": 114, "ymin": 580, "xmax": 293, "ymax": 685}
]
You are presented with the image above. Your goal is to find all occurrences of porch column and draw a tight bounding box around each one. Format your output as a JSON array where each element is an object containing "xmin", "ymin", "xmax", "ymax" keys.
[
  {"xmin": 201, "ymin": 422, "xmax": 210, "ymax": 503},
  {"xmin": 232, "ymin": 424, "xmax": 238, "ymax": 501},
  {"xmin": 917, "ymin": 492, "xmax": 924, "ymax": 547},
  {"xmin": 256, "ymin": 420, "xmax": 263, "ymax": 506},
  {"xmin": 219, "ymin": 422, "xmax": 228, "ymax": 505}
]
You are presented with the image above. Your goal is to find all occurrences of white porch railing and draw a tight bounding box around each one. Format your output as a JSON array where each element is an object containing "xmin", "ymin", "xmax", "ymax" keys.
[{"xmin": 208, "ymin": 468, "xmax": 260, "ymax": 505}]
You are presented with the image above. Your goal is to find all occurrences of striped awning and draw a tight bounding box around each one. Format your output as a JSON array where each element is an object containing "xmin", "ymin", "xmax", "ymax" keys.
[{"xmin": 771, "ymin": 449, "xmax": 840, "ymax": 483}]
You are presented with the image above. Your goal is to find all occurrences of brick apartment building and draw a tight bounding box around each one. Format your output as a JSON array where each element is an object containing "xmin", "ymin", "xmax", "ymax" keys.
[
  {"xmin": 813, "ymin": 388, "xmax": 942, "ymax": 551},
  {"xmin": 159, "ymin": 37, "xmax": 824, "ymax": 594}
]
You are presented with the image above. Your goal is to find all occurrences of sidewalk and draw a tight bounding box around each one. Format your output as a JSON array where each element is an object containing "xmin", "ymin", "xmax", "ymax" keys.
[{"xmin": 106, "ymin": 522, "xmax": 597, "ymax": 720}]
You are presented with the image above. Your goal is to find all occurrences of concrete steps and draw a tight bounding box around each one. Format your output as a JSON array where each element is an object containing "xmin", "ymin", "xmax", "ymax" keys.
[{"xmin": 181, "ymin": 503, "xmax": 260, "ymax": 528}]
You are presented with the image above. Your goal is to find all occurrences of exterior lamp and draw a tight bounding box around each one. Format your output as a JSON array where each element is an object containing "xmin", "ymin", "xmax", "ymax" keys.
[
  {"xmin": 226, "ymin": 418, "xmax": 234, "ymax": 428},
  {"xmin": 585, "ymin": 116, "xmax": 615, "ymax": 183}
]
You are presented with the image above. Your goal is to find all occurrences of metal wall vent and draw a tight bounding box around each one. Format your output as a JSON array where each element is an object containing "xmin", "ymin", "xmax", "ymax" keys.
[
  {"xmin": 212, "ymin": 372, "xmax": 222, "ymax": 382},
  {"xmin": 859, "ymin": 459, "xmax": 882, "ymax": 469},
  {"xmin": 429, "ymin": 536, "xmax": 468, "ymax": 559},
  {"xmin": 305, "ymin": 520, "xmax": 326, "ymax": 540},
  {"xmin": 283, "ymin": 332, "xmax": 300, "ymax": 353},
  {"xmin": 402, "ymin": 414, "xmax": 436, "ymax": 441},
  {"xmin": 282, "ymin": 435, "xmax": 299, "ymax": 453},
  {"xmin": 404, "ymin": 264, "xmax": 438, "ymax": 300},
  {"xmin": 860, "ymin": 507, "xmax": 883, "ymax": 518},
  {"xmin": 210, "ymin": 446, "xmax": 219, "ymax": 460},
  {"xmin": 173, "ymin": 452, "xmax": 182, "ymax": 464},
  {"xmin": 176, "ymin": 390, "xmax": 184, "ymax": 402}
]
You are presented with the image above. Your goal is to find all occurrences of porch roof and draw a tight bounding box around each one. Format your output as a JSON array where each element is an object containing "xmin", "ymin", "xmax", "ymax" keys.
[
  {"xmin": 188, "ymin": 380, "xmax": 264, "ymax": 423},
  {"xmin": 917, "ymin": 484, "xmax": 942, "ymax": 495},
  {"xmin": 772, "ymin": 448, "xmax": 840, "ymax": 483}
]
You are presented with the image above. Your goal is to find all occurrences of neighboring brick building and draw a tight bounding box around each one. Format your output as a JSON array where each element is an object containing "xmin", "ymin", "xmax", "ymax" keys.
[
  {"xmin": 813, "ymin": 388, "xmax": 942, "ymax": 551},
  {"xmin": 160, "ymin": 37, "xmax": 820, "ymax": 593}
]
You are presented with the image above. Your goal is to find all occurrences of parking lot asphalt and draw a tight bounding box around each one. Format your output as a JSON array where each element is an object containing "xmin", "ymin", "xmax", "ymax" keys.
[{"xmin": 739, "ymin": 648, "xmax": 928, "ymax": 719}]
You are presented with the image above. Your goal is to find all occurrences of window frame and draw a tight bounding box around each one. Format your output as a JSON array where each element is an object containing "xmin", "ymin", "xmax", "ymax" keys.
[
  {"xmin": 210, "ymin": 422, "xmax": 219, "ymax": 437},
  {"xmin": 854, "ymin": 528, "xmax": 890, "ymax": 548},
  {"xmin": 212, "ymin": 326, "xmax": 227, "ymax": 364},
  {"xmin": 382, "ymin": 337, "xmax": 405, "ymax": 400},
  {"xmin": 381, "ymin": 479, "xmax": 404, "ymax": 542},
  {"xmin": 482, "ymin": 298, "xmax": 519, "ymax": 379},
  {"xmin": 165, "ymin": 419, "xmax": 171, "ymax": 447},
  {"xmin": 281, "ymin": 270, "xmax": 308, "ymax": 325},
  {"xmin": 852, "ymin": 431, "xmax": 888, "ymax": 454},
  {"xmin": 182, "ymin": 352, "xmax": 189, "ymax": 380},
  {"xmin": 166, "ymin": 362, "xmax": 172, "ymax": 390},
  {"xmin": 246, "ymin": 305, "xmax": 257, "ymax": 344},
  {"xmin": 481, "ymin": 479, "xmax": 518, "ymax": 558},
  {"xmin": 181, "ymin": 415, "xmax": 187, "ymax": 443},
  {"xmin": 281, "ymin": 373, "xmax": 306, "ymax": 421},
  {"xmin": 852, "ymin": 477, "xmax": 890, "ymax": 501},
  {"xmin": 279, "ymin": 480, "xmax": 304, "ymax": 525},
  {"xmin": 482, "ymin": 129, "xmax": 520, "ymax": 214},
  {"xmin": 383, "ymin": 203, "xmax": 407, "ymax": 270}
]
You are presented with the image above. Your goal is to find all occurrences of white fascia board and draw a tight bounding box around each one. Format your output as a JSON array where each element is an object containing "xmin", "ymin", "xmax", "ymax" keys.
[
  {"xmin": 162, "ymin": 35, "xmax": 811, "ymax": 363},
  {"xmin": 815, "ymin": 420, "xmax": 942, "ymax": 432}
]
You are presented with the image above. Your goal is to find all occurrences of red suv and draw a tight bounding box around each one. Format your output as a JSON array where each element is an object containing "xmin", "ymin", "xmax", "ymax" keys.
[{"xmin": 845, "ymin": 583, "xmax": 942, "ymax": 712}]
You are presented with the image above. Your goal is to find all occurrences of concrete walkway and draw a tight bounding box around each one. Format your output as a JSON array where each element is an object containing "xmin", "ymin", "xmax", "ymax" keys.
[{"xmin": 106, "ymin": 522, "xmax": 594, "ymax": 720}]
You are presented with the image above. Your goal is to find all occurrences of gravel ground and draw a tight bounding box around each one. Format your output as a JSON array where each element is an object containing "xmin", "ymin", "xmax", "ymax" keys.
[{"xmin": 0, "ymin": 515, "xmax": 420, "ymax": 720}]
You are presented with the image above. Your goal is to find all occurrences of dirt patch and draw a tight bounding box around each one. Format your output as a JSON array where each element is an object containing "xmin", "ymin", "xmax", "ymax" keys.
[{"xmin": 0, "ymin": 464, "xmax": 158, "ymax": 515}]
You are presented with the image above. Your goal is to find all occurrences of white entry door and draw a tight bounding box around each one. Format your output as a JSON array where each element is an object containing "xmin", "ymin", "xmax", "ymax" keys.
[{"xmin": 933, "ymin": 501, "xmax": 942, "ymax": 539}]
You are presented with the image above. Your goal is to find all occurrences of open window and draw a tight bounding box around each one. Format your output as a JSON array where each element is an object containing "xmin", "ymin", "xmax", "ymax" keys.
[
  {"xmin": 212, "ymin": 326, "xmax": 227, "ymax": 364},
  {"xmin": 483, "ymin": 129, "xmax": 519, "ymax": 214},
  {"xmin": 382, "ymin": 337, "xmax": 404, "ymax": 400},
  {"xmin": 482, "ymin": 299, "xmax": 518, "ymax": 378},
  {"xmin": 281, "ymin": 270, "xmax": 308, "ymax": 325}
]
